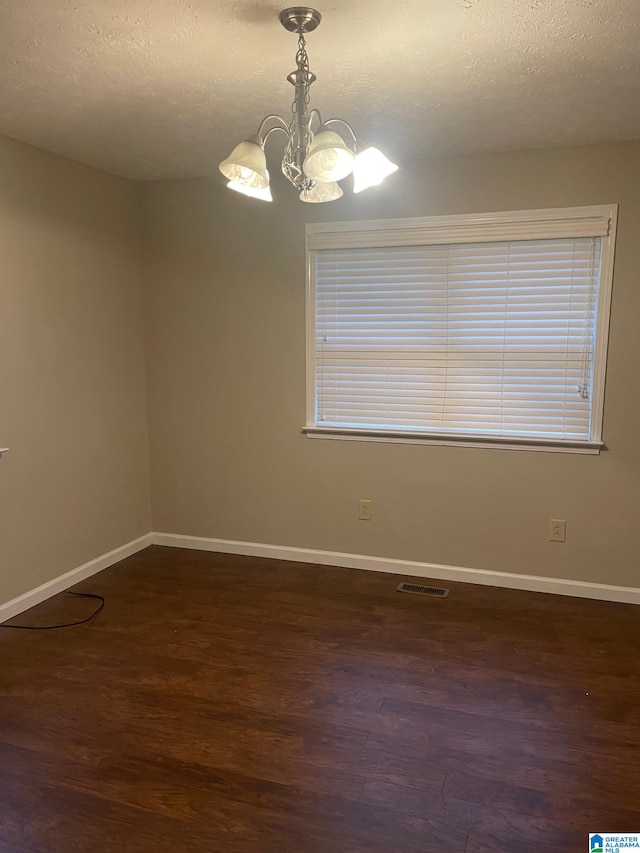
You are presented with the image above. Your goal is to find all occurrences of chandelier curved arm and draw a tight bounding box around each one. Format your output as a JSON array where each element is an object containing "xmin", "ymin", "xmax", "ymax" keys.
[
  {"xmin": 307, "ymin": 108, "xmax": 324, "ymax": 133},
  {"xmin": 324, "ymin": 118, "xmax": 358, "ymax": 150},
  {"xmin": 257, "ymin": 114, "xmax": 291, "ymax": 138},
  {"xmin": 263, "ymin": 125, "xmax": 291, "ymax": 144}
]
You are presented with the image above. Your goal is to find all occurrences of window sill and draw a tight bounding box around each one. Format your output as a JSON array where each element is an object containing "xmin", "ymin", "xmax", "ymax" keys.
[
  {"xmin": 0, "ymin": 448, "xmax": 8, "ymax": 456},
  {"xmin": 302, "ymin": 427, "xmax": 603, "ymax": 454}
]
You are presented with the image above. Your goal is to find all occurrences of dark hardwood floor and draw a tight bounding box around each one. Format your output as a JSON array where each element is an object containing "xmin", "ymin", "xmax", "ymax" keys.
[{"xmin": 1, "ymin": 545, "xmax": 639, "ymax": 852}]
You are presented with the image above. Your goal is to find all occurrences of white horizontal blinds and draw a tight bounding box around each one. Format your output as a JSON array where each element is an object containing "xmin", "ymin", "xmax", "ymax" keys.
[{"xmin": 314, "ymin": 236, "xmax": 601, "ymax": 439}]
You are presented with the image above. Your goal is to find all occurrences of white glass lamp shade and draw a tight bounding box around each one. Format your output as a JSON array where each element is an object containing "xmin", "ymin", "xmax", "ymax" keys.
[
  {"xmin": 303, "ymin": 129, "xmax": 355, "ymax": 183},
  {"xmin": 227, "ymin": 179, "xmax": 273, "ymax": 202},
  {"xmin": 299, "ymin": 182, "xmax": 343, "ymax": 204},
  {"xmin": 219, "ymin": 140, "xmax": 269, "ymax": 189},
  {"xmin": 352, "ymin": 147, "xmax": 398, "ymax": 193}
]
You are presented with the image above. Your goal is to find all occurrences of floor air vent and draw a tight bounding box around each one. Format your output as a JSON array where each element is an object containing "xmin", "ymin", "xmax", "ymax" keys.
[{"xmin": 397, "ymin": 582, "xmax": 450, "ymax": 598}]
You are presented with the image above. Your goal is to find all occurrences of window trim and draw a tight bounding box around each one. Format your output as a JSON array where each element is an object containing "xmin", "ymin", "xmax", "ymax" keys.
[{"xmin": 304, "ymin": 205, "xmax": 618, "ymax": 453}]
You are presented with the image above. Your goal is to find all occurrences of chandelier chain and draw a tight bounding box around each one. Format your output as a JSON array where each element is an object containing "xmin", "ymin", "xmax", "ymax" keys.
[
  {"xmin": 283, "ymin": 28, "xmax": 313, "ymax": 190},
  {"xmin": 291, "ymin": 32, "xmax": 311, "ymax": 127},
  {"xmin": 296, "ymin": 32, "xmax": 309, "ymax": 74}
]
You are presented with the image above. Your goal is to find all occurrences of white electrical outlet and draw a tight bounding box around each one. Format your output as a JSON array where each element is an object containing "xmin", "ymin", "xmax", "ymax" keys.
[
  {"xmin": 359, "ymin": 499, "xmax": 372, "ymax": 521},
  {"xmin": 550, "ymin": 519, "xmax": 566, "ymax": 542}
]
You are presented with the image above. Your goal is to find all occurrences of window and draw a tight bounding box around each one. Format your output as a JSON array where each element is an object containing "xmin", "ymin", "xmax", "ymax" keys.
[{"xmin": 305, "ymin": 206, "xmax": 617, "ymax": 452}]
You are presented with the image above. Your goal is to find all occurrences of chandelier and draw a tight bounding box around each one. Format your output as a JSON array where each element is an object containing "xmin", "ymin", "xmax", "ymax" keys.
[{"xmin": 218, "ymin": 7, "xmax": 398, "ymax": 203}]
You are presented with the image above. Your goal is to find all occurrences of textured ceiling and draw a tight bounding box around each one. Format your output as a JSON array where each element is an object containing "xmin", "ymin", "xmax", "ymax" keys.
[{"xmin": 0, "ymin": 0, "xmax": 638, "ymax": 179}]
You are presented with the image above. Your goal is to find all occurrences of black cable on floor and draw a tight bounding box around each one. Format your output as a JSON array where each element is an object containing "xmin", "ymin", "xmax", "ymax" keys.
[{"xmin": 0, "ymin": 591, "xmax": 105, "ymax": 630}]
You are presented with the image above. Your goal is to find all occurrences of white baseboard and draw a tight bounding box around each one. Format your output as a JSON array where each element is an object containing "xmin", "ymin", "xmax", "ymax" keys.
[
  {"xmin": 0, "ymin": 533, "xmax": 152, "ymax": 624},
  {"xmin": 151, "ymin": 532, "xmax": 640, "ymax": 605},
  {"xmin": 4, "ymin": 530, "xmax": 636, "ymax": 620}
]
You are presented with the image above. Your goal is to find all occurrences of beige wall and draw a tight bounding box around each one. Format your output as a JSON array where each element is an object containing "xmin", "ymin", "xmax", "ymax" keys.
[
  {"xmin": 141, "ymin": 141, "xmax": 638, "ymax": 589},
  {"xmin": 0, "ymin": 136, "xmax": 151, "ymax": 604},
  {"xmin": 3, "ymin": 135, "xmax": 636, "ymax": 607}
]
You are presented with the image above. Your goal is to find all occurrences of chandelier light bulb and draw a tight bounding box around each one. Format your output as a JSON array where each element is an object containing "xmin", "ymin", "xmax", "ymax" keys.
[
  {"xmin": 218, "ymin": 9, "xmax": 398, "ymax": 203},
  {"xmin": 352, "ymin": 147, "xmax": 399, "ymax": 193},
  {"xmin": 299, "ymin": 181, "xmax": 343, "ymax": 203},
  {"xmin": 219, "ymin": 139, "xmax": 269, "ymax": 189},
  {"xmin": 227, "ymin": 180, "xmax": 273, "ymax": 201},
  {"xmin": 303, "ymin": 129, "xmax": 355, "ymax": 183}
]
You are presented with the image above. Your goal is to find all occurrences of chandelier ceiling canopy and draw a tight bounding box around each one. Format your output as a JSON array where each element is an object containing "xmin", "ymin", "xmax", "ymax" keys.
[{"xmin": 218, "ymin": 7, "xmax": 398, "ymax": 204}]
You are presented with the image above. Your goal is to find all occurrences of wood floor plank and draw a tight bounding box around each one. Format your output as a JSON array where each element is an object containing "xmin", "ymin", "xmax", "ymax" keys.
[
  {"xmin": 359, "ymin": 778, "xmax": 582, "ymax": 849},
  {"xmin": 465, "ymin": 831, "xmax": 560, "ymax": 853},
  {"xmin": 443, "ymin": 767, "xmax": 640, "ymax": 827}
]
